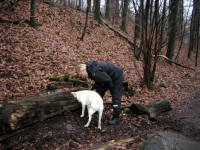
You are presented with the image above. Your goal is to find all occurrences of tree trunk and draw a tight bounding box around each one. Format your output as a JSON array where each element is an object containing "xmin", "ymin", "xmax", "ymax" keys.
[
  {"xmin": 29, "ymin": 0, "xmax": 37, "ymax": 28},
  {"xmin": 105, "ymin": 0, "xmax": 111, "ymax": 20},
  {"xmin": 93, "ymin": 0, "xmax": 101, "ymax": 23},
  {"xmin": 189, "ymin": 0, "xmax": 200, "ymax": 62},
  {"xmin": 188, "ymin": 10, "xmax": 194, "ymax": 58},
  {"xmin": 113, "ymin": 0, "xmax": 120, "ymax": 24},
  {"xmin": 177, "ymin": 0, "xmax": 184, "ymax": 36},
  {"xmin": 121, "ymin": 0, "xmax": 129, "ymax": 32},
  {"xmin": 129, "ymin": 100, "xmax": 172, "ymax": 119},
  {"xmin": 0, "ymin": 91, "xmax": 81, "ymax": 134},
  {"xmin": 80, "ymin": 0, "xmax": 91, "ymax": 40},
  {"xmin": 158, "ymin": 0, "xmax": 167, "ymax": 50},
  {"xmin": 195, "ymin": 10, "xmax": 199, "ymax": 67},
  {"xmin": 77, "ymin": 0, "xmax": 82, "ymax": 10},
  {"xmin": 133, "ymin": 5, "xmax": 142, "ymax": 59},
  {"xmin": 166, "ymin": 0, "xmax": 179, "ymax": 60},
  {"xmin": 142, "ymin": 0, "xmax": 153, "ymax": 89}
]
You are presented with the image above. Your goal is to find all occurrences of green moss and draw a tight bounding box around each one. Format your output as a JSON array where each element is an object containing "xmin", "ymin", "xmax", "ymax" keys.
[{"xmin": 49, "ymin": 75, "xmax": 60, "ymax": 81}]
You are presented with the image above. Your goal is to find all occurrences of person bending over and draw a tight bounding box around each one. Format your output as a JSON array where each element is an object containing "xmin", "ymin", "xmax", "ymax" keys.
[{"xmin": 79, "ymin": 60, "xmax": 124, "ymax": 125}]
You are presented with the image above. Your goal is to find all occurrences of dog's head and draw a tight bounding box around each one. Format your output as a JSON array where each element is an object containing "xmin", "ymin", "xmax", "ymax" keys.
[{"xmin": 71, "ymin": 92, "xmax": 77, "ymax": 98}]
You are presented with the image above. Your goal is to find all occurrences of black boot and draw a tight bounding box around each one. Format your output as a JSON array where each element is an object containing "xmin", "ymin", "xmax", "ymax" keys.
[
  {"xmin": 109, "ymin": 105, "xmax": 120, "ymax": 125},
  {"xmin": 109, "ymin": 114, "xmax": 120, "ymax": 125}
]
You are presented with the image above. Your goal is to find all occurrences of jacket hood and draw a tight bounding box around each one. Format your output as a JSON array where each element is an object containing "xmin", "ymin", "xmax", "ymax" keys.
[
  {"xmin": 86, "ymin": 60, "xmax": 98, "ymax": 69},
  {"xmin": 86, "ymin": 60, "xmax": 96, "ymax": 66}
]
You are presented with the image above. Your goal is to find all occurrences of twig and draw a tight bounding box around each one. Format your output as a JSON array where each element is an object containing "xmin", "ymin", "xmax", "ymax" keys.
[{"xmin": 0, "ymin": 18, "xmax": 27, "ymax": 41}]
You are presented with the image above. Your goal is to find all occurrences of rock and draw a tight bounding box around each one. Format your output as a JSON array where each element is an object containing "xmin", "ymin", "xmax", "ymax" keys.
[
  {"xmin": 143, "ymin": 131, "xmax": 200, "ymax": 150},
  {"xmin": 66, "ymin": 124, "xmax": 73, "ymax": 131}
]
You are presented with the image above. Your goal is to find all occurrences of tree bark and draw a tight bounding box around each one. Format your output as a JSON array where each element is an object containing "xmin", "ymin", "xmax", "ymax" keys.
[
  {"xmin": 113, "ymin": 0, "xmax": 120, "ymax": 24},
  {"xmin": 105, "ymin": 0, "xmax": 111, "ymax": 20},
  {"xmin": 121, "ymin": 0, "xmax": 129, "ymax": 32},
  {"xmin": 189, "ymin": 0, "xmax": 200, "ymax": 59},
  {"xmin": 0, "ymin": 91, "xmax": 81, "ymax": 134},
  {"xmin": 80, "ymin": 0, "xmax": 91, "ymax": 40},
  {"xmin": 29, "ymin": 0, "xmax": 37, "ymax": 28},
  {"xmin": 93, "ymin": 0, "xmax": 101, "ymax": 23},
  {"xmin": 166, "ymin": 0, "xmax": 179, "ymax": 60}
]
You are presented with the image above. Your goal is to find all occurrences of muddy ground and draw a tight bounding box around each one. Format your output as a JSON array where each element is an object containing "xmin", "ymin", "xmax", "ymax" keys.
[{"xmin": 0, "ymin": 87, "xmax": 200, "ymax": 150}]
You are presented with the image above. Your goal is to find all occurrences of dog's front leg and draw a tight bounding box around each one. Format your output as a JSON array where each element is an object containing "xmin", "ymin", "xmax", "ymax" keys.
[
  {"xmin": 85, "ymin": 108, "xmax": 94, "ymax": 127},
  {"xmin": 81, "ymin": 104, "xmax": 85, "ymax": 117},
  {"xmin": 85, "ymin": 109, "xmax": 95, "ymax": 128}
]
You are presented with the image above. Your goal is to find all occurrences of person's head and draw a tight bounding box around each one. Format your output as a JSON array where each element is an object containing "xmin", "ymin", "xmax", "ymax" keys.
[{"xmin": 79, "ymin": 64, "xmax": 88, "ymax": 78}]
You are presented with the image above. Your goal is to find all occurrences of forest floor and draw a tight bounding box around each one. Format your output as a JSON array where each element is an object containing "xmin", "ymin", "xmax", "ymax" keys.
[
  {"xmin": 0, "ymin": 1, "xmax": 200, "ymax": 149},
  {"xmin": 0, "ymin": 86, "xmax": 200, "ymax": 149}
]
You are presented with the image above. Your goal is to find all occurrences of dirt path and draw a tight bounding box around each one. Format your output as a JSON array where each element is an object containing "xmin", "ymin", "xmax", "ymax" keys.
[{"xmin": 167, "ymin": 87, "xmax": 200, "ymax": 140}]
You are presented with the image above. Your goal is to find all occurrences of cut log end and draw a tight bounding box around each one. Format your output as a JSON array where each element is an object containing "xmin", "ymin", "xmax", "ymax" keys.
[{"xmin": 129, "ymin": 100, "xmax": 172, "ymax": 119}]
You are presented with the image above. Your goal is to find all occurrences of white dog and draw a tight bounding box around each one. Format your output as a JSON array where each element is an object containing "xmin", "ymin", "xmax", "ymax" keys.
[{"xmin": 71, "ymin": 90, "xmax": 104, "ymax": 129}]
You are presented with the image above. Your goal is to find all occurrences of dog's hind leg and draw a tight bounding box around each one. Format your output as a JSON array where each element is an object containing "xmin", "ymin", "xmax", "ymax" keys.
[
  {"xmin": 81, "ymin": 104, "xmax": 85, "ymax": 117},
  {"xmin": 98, "ymin": 109, "xmax": 103, "ymax": 130},
  {"xmin": 84, "ymin": 109, "xmax": 95, "ymax": 128}
]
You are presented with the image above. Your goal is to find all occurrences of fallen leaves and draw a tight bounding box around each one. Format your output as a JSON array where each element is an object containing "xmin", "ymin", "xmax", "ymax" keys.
[{"xmin": 1, "ymin": 1, "xmax": 200, "ymax": 149}]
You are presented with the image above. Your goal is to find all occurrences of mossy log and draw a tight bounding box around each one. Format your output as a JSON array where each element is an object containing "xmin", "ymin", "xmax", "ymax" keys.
[
  {"xmin": 47, "ymin": 80, "xmax": 134, "ymax": 96},
  {"xmin": 47, "ymin": 75, "xmax": 89, "ymax": 90},
  {"xmin": 47, "ymin": 81, "xmax": 89, "ymax": 90},
  {"xmin": 0, "ymin": 90, "xmax": 81, "ymax": 135},
  {"xmin": 129, "ymin": 100, "xmax": 172, "ymax": 119}
]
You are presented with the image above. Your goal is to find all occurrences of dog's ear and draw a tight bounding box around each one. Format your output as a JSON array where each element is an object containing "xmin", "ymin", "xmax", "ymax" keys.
[{"xmin": 71, "ymin": 92, "xmax": 76, "ymax": 98}]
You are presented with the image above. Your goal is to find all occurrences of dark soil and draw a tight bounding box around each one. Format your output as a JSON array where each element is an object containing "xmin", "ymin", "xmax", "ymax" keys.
[
  {"xmin": 0, "ymin": 87, "xmax": 200, "ymax": 150},
  {"xmin": 167, "ymin": 88, "xmax": 200, "ymax": 139}
]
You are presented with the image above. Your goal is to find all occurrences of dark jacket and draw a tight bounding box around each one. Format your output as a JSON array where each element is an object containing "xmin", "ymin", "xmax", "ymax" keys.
[{"xmin": 86, "ymin": 60, "xmax": 123, "ymax": 88}]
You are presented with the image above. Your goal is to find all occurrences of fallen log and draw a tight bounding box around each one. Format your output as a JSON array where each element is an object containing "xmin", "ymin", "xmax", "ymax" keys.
[
  {"xmin": 101, "ymin": 18, "xmax": 140, "ymax": 52},
  {"xmin": 47, "ymin": 80, "xmax": 89, "ymax": 90},
  {"xmin": 155, "ymin": 55, "xmax": 196, "ymax": 71},
  {"xmin": 129, "ymin": 99, "xmax": 172, "ymax": 119},
  {"xmin": 0, "ymin": 90, "xmax": 81, "ymax": 135},
  {"xmin": 86, "ymin": 137, "xmax": 140, "ymax": 150}
]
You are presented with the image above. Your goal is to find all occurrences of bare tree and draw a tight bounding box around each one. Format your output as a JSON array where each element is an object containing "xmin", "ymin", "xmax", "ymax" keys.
[
  {"xmin": 80, "ymin": 0, "xmax": 91, "ymax": 40},
  {"xmin": 121, "ymin": 0, "xmax": 129, "ymax": 32},
  {"xmin": 29, "ymin": 0, "xmax": 37, "ymax": 28},
  {"xmin": 133, "ymin": 0, "xmax": 169, "ymax": 88},
  {"xmin": 195, "ymin": 16, "xmax": 199, "ymax": 66},
  {"xmin": 166, "ymin": 0, "xmax": 179, "ymax": 60},
  {"xmin": 177, "ymin": 0, "xmax": 184, "ymax": 36},
  {"xmin": 188, "ymin": 0, "xmax": 200, "ymax": 61},
  {"xmin": 175, "ymin": 0, "xmax": 192, "ymax": 61},
  {"xmin": 132, "ymin": 0, "xmax": 142, "ymax": 59},
  {"xmin": 105, "ymin": 0, "xmax": 111, "ymax": 20},
  {"xmin": 93, "ymin": 0, "xmax": 101, "ymax": 23},
  {"xmin": 114, "ymin": 0, "xmax": 120, "ymax": 24},
  {"xmin": 76, "ymin": 0, "xmax": 82, "ymax": 10}
]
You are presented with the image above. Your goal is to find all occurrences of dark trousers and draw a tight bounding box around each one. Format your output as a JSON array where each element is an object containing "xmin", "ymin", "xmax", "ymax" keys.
[{"xmin": 94, "ymin": 73, "xmax": 124, "ymax": 116}]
